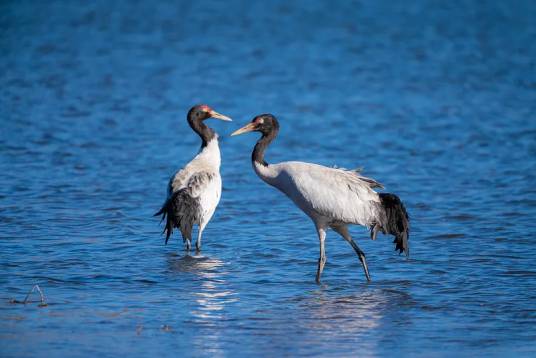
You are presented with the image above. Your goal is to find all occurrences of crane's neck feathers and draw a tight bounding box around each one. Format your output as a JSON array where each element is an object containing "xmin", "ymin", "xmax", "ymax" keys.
[
  {"xmin": 188, "ymin": 116, "xmax": 216, "ymax": 148},
  {"xmin": 197, "ymin": 136, "xmax": 221, "ymax": 169},
  {"xmin": 252, "ymin": 128, "xmax": 278, "ymax": 166}
]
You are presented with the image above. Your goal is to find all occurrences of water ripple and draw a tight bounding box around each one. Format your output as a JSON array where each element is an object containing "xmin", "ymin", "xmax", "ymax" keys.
[{"xmin": 1, "ymin": 0, "xmax": 536, "ymax": 356}]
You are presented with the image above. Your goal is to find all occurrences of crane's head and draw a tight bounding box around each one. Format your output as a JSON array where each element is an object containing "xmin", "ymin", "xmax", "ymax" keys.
[
  {"xmin": 188, "ymin": 104, "xmax": 232, "ymax": 122},
  {"xmin": 231, "ymin": 114, "xmax": 279, "ymax": 137}
]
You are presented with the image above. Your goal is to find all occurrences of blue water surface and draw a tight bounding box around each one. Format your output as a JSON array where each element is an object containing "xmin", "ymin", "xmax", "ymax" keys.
[{"xmin": 1, "ymin": 0, "xmax": 536, "ymax": 356}]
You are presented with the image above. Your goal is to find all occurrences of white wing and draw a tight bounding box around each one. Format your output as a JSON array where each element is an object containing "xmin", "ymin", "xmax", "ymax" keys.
[
  {"xmin": 184, "ymin": 171, "xmax": 216, "ymax": 197},
  {"xmin": 167, "ymin": 140, "xmax": 222, "ymax": 197},
  {"xmin": 178, "ymin": 170, "xmax": 221, "ymax": 227},
  {"xmin": 272, "ymin": 162, "xmax": 382, "ymax": 226},
  {"xmin": 167, "ymin": 159, "xmax": 214, "ymax": 196},
  {"xmin": 168, "ymin": 167, "xmax": 189, "ymax": 196}
]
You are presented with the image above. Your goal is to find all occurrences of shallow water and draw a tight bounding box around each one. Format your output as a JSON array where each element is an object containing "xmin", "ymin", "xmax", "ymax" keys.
[{"xmin": 1, "ymin": 0, "xmax": 536, "ymax": 356}]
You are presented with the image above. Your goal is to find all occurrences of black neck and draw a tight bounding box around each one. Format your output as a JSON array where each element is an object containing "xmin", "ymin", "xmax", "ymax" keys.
[
  {"xmin": 188, "ymin": 117, "xmax": 215, "ymax": 148},
  {"xmin": 252, "ymin": 129, "xmax": 278, "ymax": 166}
]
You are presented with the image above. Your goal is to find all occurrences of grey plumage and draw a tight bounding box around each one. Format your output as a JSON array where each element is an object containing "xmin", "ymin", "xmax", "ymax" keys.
[{"xmin": 231, "ymin": 114, "xmax": 410, "ymax": 282}]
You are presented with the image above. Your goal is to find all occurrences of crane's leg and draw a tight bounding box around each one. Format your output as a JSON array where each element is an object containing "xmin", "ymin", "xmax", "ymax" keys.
[
  {"xmin": 184, "ymin": 238, "xmax": 191, "ymax": 251},
  {"xmin": 370, "ymin": 223, "xmax": 381, "ymax": 241},
  {"xmin": 315, "ymin": 226, "xmax": 327, "ymax": 284},
  {"xmin": 181, "ymin": 231, "xmax": 192, "ymax": 252},
  {"xmin": 196, "ymin": 224, "xmax": 205, "ymax": 252},
  {"xmin": 332, "ymin": 225, "xmax": 371, "ymax": 282}
]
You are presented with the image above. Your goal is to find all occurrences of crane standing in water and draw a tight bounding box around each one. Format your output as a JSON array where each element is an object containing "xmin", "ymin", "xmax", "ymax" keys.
[
  {"xmin": 155, "ymin": 105, "xmax": 232, "ymax": 251},
  {"xmin": 231, "ymin": 114, "xmax": 409, "ymax": 282}
]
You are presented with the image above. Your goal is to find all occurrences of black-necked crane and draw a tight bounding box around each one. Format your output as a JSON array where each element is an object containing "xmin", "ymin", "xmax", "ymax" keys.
[
  {"xmin": 155, "ymin": 104, "xmax": 232, "ymax": 251},
  {"xmin": 231, "ymin": 114, "xmax": 409, "ymax": 282}
]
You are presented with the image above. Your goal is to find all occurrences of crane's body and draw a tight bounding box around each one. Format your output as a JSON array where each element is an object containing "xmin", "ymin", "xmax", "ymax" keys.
[
  {"xmin": 232, "ymin": 114, "xmax": 409, "ymax": 282},
  {"xmin": 155, "ymin": 105, "xmax": 231, "ymax": 251},
  {"xmin": 253, "ymin": 161, "xmax": 383, "ymax": 228}
]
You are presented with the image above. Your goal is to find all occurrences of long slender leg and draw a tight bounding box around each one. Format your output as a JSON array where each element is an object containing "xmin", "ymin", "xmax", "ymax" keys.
[
  {"xmin": 370, "ymin": 223, "xmax": 381, "ymax": 241},
  {"xmin": 196, "ymin": 225, "xmax": 205, "ymax": 252},
  {"xmin": 315, "ymin": 226, "xmax": 327, "ymax": 284},
  {"xmin": 185, "ymin": 238, "xmax": 191, "ymax": 251},
  {"xmin": 181, "ymin": 231, "xmax": 192, "ymax": 252},
  {"xmin": 332, "ymin": 225, "xmax": 371, "ymax": 282}
]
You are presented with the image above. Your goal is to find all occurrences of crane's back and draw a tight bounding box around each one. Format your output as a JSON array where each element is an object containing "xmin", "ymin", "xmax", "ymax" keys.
[{"xmin": 257, "ymin": 161, "xmax": 383, "ymax": 227}]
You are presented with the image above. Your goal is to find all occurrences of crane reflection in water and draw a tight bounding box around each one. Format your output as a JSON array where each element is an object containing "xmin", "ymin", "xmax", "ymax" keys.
[{"xmin": 166, "ymin": 253, "xmax": 238, "ymax": 321}]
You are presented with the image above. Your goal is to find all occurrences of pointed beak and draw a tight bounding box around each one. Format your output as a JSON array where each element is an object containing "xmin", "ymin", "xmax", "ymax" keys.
[
  {"xmin": 231, "ymin": 122, "xmax": 257, "ymax": 136},
  {"xmin": 209, "ymin": 110, "xmax": 232, "ymax": 122}
]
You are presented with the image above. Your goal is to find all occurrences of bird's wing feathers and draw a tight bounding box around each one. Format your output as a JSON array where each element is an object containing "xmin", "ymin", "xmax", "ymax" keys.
[
  {"xmin": 277, "ymin": 162, "xmax": 381, "ymax": 225},
  {"xmin": 171, "ymin": 171, "xmax": 216, "ymax": 230},
  {"xmin": 158, "ymin": 171, "xmax": 216, "ymax": 242},
  {"xmin": 168, "ymin": 160, "xmax": 216, "ymax": 196},
  {"xmin": 340, "ymin": 167, "xmax": 384, "ymax": 189},
  {"xmin": 168, "ymin": 168, "xmax": 188, "ymax": 196},
  {"xmin": 184, "ymin": 171, "xmax": 216, "ymax": 198}
]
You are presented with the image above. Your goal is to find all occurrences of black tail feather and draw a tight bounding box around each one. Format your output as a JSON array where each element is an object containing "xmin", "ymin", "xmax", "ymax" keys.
[
  {"xmin": 378, "ymin": 193, "xmax": 410, "ymax": 256},
  {"xmin": 155, "ymin": 198, "xmax": 174, "ymax": 244},
  {"xmin": 155, "ymin": 189, "xmax": 198, "ymax": 245},
  {"xmin": 154, "ymin": 205, "xmax": 167, "ymax": 224}
]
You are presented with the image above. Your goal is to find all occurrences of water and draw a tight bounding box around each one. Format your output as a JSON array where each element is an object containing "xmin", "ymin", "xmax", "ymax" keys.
[{"xmin": 1, "ymin": 0, "xmax": 536, "ymax": 356}]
